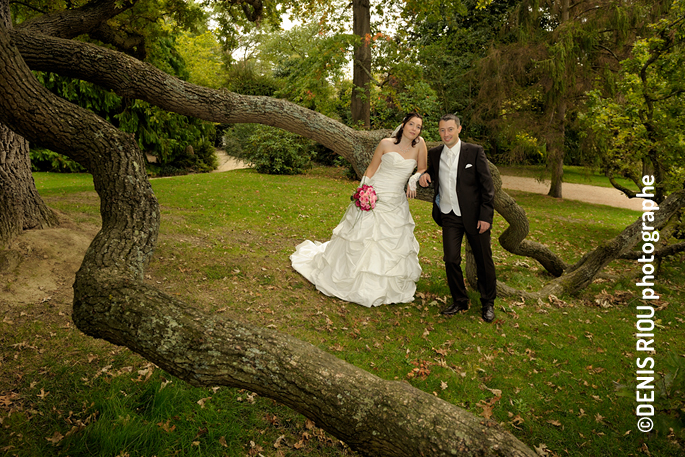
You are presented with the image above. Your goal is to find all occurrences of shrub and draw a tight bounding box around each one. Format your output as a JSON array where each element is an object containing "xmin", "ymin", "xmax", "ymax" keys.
[{"xmin": 223, "ymin": 124, "xmax": 313, "ymax": 175}]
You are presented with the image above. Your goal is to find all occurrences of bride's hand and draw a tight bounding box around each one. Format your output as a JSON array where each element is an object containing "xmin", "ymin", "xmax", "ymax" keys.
[{"xmin": 406, "ymin": 172, "xmax": 421, "ymax": 199}]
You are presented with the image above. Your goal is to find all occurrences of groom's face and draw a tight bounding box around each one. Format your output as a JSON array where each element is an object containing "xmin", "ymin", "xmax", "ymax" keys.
[{"xmin": 439, "ymin": 120, "xmax": 462, "ymax": 149}]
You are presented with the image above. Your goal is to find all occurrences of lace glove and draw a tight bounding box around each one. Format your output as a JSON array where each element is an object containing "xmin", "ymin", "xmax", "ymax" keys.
[
  {"xmin": 407, "ymin": 172, "xmax": 422, "ymax": 192},
  {"xmin": 360, "ymin": 175, "xmax": 371, "ymax": 186}
]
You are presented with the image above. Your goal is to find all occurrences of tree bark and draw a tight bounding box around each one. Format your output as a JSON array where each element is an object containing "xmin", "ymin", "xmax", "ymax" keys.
[
  {"xmin": 17, "ymin": 0, "xmax": 139, "ymax": 39},
  {"xmin": 0, "ymin": 125, "xmax": 59, "ymax": 248},
  {"xmin": 0, "ymin": 21, "xmax": 537, "ymax": 457},
  {"xmin": 352, "ymin": 0, "xmax": 371, "ymax": 129},
  {"xmin": 546, "ymin": 100, "xmax": 565, "ymax": 199},
  {"xmin": 0, "ymin": 0, "xmax": 58, "ymax": 249}
]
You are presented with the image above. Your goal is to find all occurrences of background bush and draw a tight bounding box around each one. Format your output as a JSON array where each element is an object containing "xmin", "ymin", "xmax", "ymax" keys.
[{"xmin": 223, "ymin": 124, "xmax": 316, "ymax": 175}]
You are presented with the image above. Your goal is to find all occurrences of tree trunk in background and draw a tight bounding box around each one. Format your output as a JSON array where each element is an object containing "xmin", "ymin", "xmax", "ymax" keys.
[
  {"xmin": 0, "ymin": 126, "xmax": 59, "ymax": 248},
  {"xmin": 0, "ymin": 0, "xmax": 57, "ymax": 249},
  {"xmin": 547, "ymin": 0, "xmax": 569, "ymax": 199},
  {"xmin": 547, "ymin": 99, "xmax": 565, "ymax": 198},
  {"xmin": 352, "ymin": 0, "xmax": 371, "ymax": 129}
]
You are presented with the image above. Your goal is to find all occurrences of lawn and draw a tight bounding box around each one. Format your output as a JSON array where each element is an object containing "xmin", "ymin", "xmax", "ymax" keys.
[{"xmin": 1, "ymin": 166, "xmax": 683, "ymax": 457}]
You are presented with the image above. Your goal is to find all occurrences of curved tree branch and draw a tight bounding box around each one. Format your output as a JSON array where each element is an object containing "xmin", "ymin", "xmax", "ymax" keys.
[
  {"xmin": 0, "ymin": 22, "xmax": 536, "ymax": 457},
  {"xmin": 609, "ymin": 176, "xmax": 640, "ymax": 198},
  {"xmin": 11, "ymin": 28, "xmax": 385, "ymax": 177},
  {"xmin": 489, "ymin": 162, "xmax": 567, "ymax": 277},
  {"xmin": 619, "ymin": 242, "xmax": 685, "ymax": 260},
  {"xmin": 16, "ymin": 0, "xmax": 139, "ymax": 39}
]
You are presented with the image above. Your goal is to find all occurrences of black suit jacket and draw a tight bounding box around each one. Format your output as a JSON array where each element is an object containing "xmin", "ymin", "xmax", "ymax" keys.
[{"xmin": 425, "ymin": 142, "xmax": 495, "ymax": 234}]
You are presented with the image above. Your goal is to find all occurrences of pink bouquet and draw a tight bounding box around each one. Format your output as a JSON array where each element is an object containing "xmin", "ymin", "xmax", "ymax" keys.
[{"xmin": 351, "ymin": 184, "xmax": 377, "ymax": 211}]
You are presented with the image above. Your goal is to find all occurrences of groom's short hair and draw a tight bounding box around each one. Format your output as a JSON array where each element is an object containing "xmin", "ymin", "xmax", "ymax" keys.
[{"xmin": 440, "ymin": 114, "xmax": 461, "ymax": 127}]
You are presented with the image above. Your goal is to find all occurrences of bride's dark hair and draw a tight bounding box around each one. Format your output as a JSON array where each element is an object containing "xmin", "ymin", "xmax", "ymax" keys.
[{"xmin": 393, "ymin": 112, "xmax": 423, "ymax": 147}]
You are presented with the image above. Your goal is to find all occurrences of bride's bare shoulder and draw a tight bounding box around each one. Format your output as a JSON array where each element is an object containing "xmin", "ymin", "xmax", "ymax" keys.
[{"xmin": 377, "ymin": 137, "xmax": 397, "ymax": 151}]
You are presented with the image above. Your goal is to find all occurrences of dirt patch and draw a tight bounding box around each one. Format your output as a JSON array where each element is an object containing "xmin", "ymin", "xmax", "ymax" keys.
[{"xmin": 0, "ymin": 214, "xmax": 98, "ymax": 317}]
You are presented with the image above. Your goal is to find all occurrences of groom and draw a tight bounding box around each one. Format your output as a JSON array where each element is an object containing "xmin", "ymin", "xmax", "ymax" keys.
[{"xmin": 419, "ymin": 114, "xmax": 497, "ymax": 322}]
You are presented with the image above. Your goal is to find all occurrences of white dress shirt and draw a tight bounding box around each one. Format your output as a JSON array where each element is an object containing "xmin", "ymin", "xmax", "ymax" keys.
[{"xmin": 439, "ymin": 140, "xmax": 462, "ymax": 216}]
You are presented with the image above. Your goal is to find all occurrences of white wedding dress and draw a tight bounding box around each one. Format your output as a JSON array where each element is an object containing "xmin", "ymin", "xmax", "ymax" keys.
[{"xmin": 290, "ymin": 152, "xmax": 422, "ymax": 307}]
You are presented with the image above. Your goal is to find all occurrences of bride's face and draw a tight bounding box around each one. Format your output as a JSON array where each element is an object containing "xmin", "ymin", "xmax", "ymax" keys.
[{"xmin": 403, "ymin": 118, "xmax": 422, "ymax": 140}]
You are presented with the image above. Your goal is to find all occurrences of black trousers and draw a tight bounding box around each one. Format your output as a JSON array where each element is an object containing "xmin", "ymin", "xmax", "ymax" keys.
[{"xmin": 441, "ymin": 211, "xmax": 497, "ymax": 307}]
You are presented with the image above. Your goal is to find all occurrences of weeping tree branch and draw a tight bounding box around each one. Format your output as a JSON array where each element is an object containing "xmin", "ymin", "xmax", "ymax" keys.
[{"xmin": 0, "ymin": 22, "xmax": 536, "ymax": 457}]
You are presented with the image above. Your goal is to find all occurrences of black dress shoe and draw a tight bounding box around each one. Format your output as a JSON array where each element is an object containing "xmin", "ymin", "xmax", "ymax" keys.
[
  {"xmin": 441, "ymin": 301, "xmax": 469, "ymax": 315},
  {"xmin": 481, "ymin": 303, "xmax": 495, "ymax": 322}
]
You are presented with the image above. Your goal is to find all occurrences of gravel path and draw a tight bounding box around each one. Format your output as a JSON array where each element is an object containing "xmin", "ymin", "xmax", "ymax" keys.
[
  {"xmin": 500, "ymin": 175, "xmax": 644, "ymax": 211},
  {"xmin": 213, "ymin": 151, "xmax": 643, "ymax": 211}
]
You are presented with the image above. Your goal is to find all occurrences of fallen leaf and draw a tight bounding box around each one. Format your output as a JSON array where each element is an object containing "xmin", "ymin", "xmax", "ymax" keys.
[
  {"xmin": 534, "ymin": 443, "xmax": 549, "ymax": 456},
  {"xmin": 440, "ymin": 381, "xmax": 448, "ymax": 390},
  {"xmin": 157, "ymin": 420, "xmax": 176, "ymax": 433},
  {"xmin": 482, "ymin": 385, "xmax": 503, "ymax": 397},
  {"xmin": 274, "ymin": 434, "xmax": 286, "ymax": 448},
  {"xmin": 197, "ymin": 397, "xmax": 211, "ymax": 408},
  {"xmin": 547, "ymin": 419, "xmax": 562, "ymax": 427},
  {"xmin": 45, "ymin": 431, "xmax": 64, "ymax": 445}
]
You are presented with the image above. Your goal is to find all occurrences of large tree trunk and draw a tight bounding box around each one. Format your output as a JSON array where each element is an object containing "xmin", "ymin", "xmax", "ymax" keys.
[
  {"xmin": 0, "ymin": 126, "xmax": 59, "ymax": 248},
  {"xmin": 352, "ymin": 0, "xmax": 371, "ymax": 129},
  {"xmin": 0, "ymin": 19, "xmax": 537, "ymax": 457},
  {"xmin": 0, "ymin": 0, "xmax": 58, "ymax": 248}
]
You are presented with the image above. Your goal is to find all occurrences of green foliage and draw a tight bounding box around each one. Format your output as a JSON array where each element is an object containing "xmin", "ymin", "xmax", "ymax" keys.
[
  {"xmin": 33, "ymin": 72, "xmax": 122, "ymax": 121},
  {"xmin": 29, "ymin": 147, "xmax": 86, "ymax": 173},
  {"xmin": 115, "ymin": 99, "xmax": 217, "ymax": 174},
  {"xmin": 224, "ymin": 124, "xmax": 315, "ymax": 174},
  {"xmin": 258, "ymin": 22, "xmax": 354, "ymax": 116},
  {"xmin": 224, "ymin": 62, "xmax": 283, "ymax": 96},
  {"xmin": 29, "ymin": 25, "xmax": 218, "ymax": 175},
  {"xmin": 410, "ymin": 0, "xmax": 517, "ymax": 118},
  {"xmin": 490, "ymin": 128, "xmax": 548, "ymax": 165},
  {"xmin": 246, "ymin": 125, "xmax": 313, "ymax": 175},
  {"xmin": 176, "ymin": 30, "xmax": 225, "ymax": 89},
  {"xmin": 581, "ymin": 0, "xmax": 685, "ymax": 197}
]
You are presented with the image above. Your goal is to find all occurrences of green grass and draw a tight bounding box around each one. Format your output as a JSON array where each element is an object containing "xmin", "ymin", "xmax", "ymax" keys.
[
  {"xmin": 1, "ymin": 166, "xmax": 683, "ymax": 456},
  {"xmin": 497, "ymin": 164, "xmax": 638, "ymax": 190}
]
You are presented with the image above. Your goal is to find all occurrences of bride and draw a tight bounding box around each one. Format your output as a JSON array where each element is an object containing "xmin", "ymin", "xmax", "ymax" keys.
[{"xmin": 290, "ymin": 112, "xmax": 427, "ymax": 307}]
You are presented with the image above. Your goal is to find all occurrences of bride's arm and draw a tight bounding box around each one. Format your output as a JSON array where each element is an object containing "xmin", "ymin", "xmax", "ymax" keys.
[
  {"xmin": 406, "ymin": 138, "xmax": 428, "ymax": 198},
  {"xmin": 416, "ymin": 137, "xmax": 427, "ymax": 174},
  {"xmin": 362, "ymin": 138, "xmax": 390, "ymax": 180}
]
